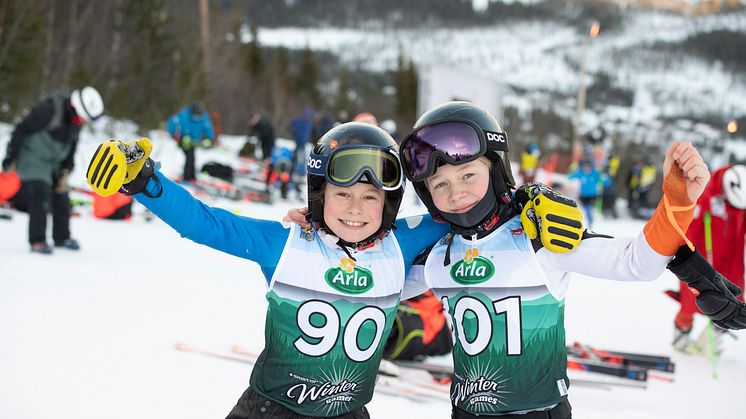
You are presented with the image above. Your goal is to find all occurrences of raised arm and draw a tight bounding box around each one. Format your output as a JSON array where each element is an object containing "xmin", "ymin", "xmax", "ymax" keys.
[
  {"xmin": 86, "ymin": 138, "xmax": 289, "ymax": 282},
  {"xmin": 541, "ymin": 141, "xmax": 710, "ymax": 282}
]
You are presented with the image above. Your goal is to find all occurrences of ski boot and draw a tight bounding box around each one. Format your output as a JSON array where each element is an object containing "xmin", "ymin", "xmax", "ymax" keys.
[
  {"xmin": 672, "ymin": 326, "xmax": 699, "ymax": 354},
  {"xmin": 31, "ymin": 242, "xmax": 53, "ymax": 255},
  {"xmin": 55, "ymin": 238, "xmax": 80, "ymax": 250}
]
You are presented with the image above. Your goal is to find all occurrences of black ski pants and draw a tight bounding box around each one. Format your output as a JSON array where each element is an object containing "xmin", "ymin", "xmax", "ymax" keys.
[
  {"xmin": 183, "ymin": 147, "xmax": 196, "ymax": 181},
  {"xmin": 452, "ymin": 400, "xmax": 571, "ymax": 419},
  {"xmin": 226, "ymin": 387, "xmax": 369, "ymax": 419},
  {"xmin": 20, "ymin": 180, "xmax": 71, "ymax": 245}
]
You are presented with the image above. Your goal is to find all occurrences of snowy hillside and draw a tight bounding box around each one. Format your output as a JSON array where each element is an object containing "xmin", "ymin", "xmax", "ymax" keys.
[
  {"xmin": 1, "ymin": 129, "xmax": 745, "ymax": 418},
  {"xmin": 252, "ymin": 10, "xmax": 746, "ymax": 142}
]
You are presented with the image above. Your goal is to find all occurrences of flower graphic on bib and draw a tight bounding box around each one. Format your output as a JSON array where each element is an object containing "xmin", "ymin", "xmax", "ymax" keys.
[
  {"xmin": 340, "ymin": 257, "xmax": 356, "ymax": 273},
  {"xmin": 464, "ymin": 248, "xmax": 479, "ymax": 264}
]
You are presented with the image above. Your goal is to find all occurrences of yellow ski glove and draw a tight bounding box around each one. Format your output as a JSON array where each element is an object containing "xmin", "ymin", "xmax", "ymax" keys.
[
  {"xmin": 87, "ymin": 138, "xmax": 153, "ymax": 197},
  {"xmin": 517, "ymin": 183, "xmax": 584, "ymax": 253}
]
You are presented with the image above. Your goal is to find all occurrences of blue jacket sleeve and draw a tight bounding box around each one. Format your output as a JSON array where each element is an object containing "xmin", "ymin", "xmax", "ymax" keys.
[
  {"xmin": 204, "ymin": 117, "xmax": 215, "ymax": 140},
  {"xmin": 135, "ymin": 173, "xmax": 289, "ymax": 284},
  {"xmin": 166, "ymin": 114, "xmax": 179, "ymax": 137},
  {"xmin": 394, "ymin": 214, "xmax": 450, "ymax": 277}
]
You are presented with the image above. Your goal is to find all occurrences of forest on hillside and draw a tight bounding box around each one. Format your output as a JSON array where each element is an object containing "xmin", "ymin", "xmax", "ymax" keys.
[{"xmin": 1, "ymin": 0, "xmax": 743, "ymax": 138}]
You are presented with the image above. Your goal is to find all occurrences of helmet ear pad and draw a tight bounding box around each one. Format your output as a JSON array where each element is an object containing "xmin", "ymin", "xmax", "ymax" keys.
[{"xmin": 307, "ymin": 176, "xmax": 327, "ymax": 228}]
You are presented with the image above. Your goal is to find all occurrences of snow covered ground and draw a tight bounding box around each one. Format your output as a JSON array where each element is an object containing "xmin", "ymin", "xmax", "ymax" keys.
[{"xmin": 1, "ymin": 130, "xmax": 745, "ymax": 418}]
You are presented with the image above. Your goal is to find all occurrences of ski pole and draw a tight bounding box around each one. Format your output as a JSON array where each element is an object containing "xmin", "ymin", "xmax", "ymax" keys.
[{"xmin": 703, "ymin": 212, "xmax": 718, "ymax": 379}]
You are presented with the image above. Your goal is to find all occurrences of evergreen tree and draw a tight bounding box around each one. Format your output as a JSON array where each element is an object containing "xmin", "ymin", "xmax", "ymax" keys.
[
  {"xmin": 111, "ymin": 0, "xmax": 189, "ymax": 128},
  {"xmin": 394, "ymin": 52, "xmax": 418, "ymax": 123},
  {"xmin": 296, "ymin": 45, "xmax": 321, "ymax": 107},
  {"xmin": 335, "ymin": 69, "xmax": 352, "ymax": 116},
  {"xmin": 245, "ymin": 20, "xmax": 263, "ymax": 77},
  {"xmin": 0, "ymin": 0, "xmax": 46, "ymax": 121},
  {"xmin": 271, "ymin": 46, "xmax": 291, "ymax": 128}
]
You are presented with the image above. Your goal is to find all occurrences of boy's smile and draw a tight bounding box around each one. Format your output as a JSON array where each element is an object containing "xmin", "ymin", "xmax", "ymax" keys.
[{"xmin": 323, "ymin": 182, "xmax": 385, "ymax": 243}]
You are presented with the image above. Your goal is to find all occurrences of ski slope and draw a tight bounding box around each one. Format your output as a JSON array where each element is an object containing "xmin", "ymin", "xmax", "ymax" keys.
[{"xmin": 1, "ymin": 131, "xmax": 744, "ymax": 418}]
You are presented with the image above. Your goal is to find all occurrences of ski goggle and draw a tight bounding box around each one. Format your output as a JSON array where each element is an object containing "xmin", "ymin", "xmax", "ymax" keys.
[
  {"xmin": 307, "ymin": 145, "xmax": 403, "ymax": 191},
  {"xmin": 400, "ymin": 121, "xmax": 508, "ymax": 182}
]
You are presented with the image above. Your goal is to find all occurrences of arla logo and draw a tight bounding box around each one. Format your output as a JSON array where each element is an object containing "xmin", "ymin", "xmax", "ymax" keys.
[
  {"xmin": 325, "ymin": 259, "xmax": 374, "ymax": 294},
  {"xmin": 450, "ymin": 250, "xmax": 494, "ymax": 285}
]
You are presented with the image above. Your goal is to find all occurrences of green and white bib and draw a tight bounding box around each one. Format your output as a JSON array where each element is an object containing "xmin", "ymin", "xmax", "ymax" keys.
[
  {"xmin": 424, "ymin": 216, "xmax": 569, "ymax": 415},
  {"xmin": 249, "ymin": 225, "xmax": 405, "ymax": 416}
]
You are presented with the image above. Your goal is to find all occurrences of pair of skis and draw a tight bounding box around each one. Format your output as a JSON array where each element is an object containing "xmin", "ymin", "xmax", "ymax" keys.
[
  {"xmin": 174, "ymin": 343, "xmax": 451, "ymax": 404},
  {"xmin": 393, "ymin": 343, "xmax": 675, "ymax": 390},
  {"xmin": 566, "ymin": 342, "xmax": 676, "ymax": 386}
]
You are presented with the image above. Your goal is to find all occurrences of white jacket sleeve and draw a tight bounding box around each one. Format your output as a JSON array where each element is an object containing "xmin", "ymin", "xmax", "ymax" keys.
[{"xmin": 538, "ymin": 230, "xmax": 672, "ymax": 283}]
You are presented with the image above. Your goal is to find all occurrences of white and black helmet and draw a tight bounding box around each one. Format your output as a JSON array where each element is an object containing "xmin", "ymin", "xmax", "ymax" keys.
[
  {"xmin": 70, "ymin": 86, "xmax": 104, "ymax": 122},
  {"xmin": 723, "ymin": 164, "xmax": 746, "ymax": 209}
]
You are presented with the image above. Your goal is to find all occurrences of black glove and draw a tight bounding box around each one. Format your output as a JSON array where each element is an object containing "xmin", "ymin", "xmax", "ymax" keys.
[
  {"xmin": 667, "ymin": 245, "xmax": 746, "ymax": 330},
  {"xmin": 120, "ymin": 157, "xmax": 161, "ymax": 197}
]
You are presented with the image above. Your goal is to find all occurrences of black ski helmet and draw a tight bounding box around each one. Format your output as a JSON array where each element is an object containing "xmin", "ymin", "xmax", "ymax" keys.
[
  {"xmin": 402, "ymin": 101, "xmax": 515, "ymax": 223},
  {"xmin": 307, "ymin": 122, "xmax": 404, "ymax": 241}
]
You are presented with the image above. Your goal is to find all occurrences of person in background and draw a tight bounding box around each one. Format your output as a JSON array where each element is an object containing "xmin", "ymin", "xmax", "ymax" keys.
[
  {"xmin": 2, "ymin": 86, "xmax": 104, "ymax": 254},
  {"xmin": 248, "ymin": 112, "xmax": 275, "ymax": 162},
  {"xmin": 268, "ymin": 145, "xmax": 295, "ymax": 199},
  {"xmin": 569, "ymin": 158, "xmax": 601, "ymax": 228},
  {"xmin": 353, "ymin": 112, "xmax": 378, "ymax": 126},
  {"xmin": 311, "ymin": 113, "xmax": 334, "ymax": 145},
  {"xmin": 670, "ymin": 164, "xmax": 746, "ymax": 355},
  {"xmin": 627, "ymin": 159, "xmax": 643, "ymax": 218},
  {"xmin": 520, "ymin": 142, "xmax": 541, "ymax": 183},
  {"xmin": 638, "ymin": 157, "xmax": 658, "ymax": 216},
  {"xmin": 601, "ymin": 155, "xmax": 620, "ymax": 219},
  {"xmin": 288, "ymin": 107, "xmax": 314, "ymax": 169},
  {"xmin": 166, "ymin": 101, "xmax": 214, "ymax": 182}
]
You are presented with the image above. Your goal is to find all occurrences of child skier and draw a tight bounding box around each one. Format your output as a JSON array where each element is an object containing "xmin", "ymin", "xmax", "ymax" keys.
[
  {"xmin": 87, "ymin": 119, "xmax": 585, "ymax": 418},
  {"xmin": 397, "ymin": 101, "xmax": 711, "ymax": 418}
]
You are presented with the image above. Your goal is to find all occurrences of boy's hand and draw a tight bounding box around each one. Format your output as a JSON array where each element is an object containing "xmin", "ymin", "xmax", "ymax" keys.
[
  {"xmin": 87, "ymin": 138, "xmax": 153, "ymax": 197},
  {"xmin": 284, "ymin": 207, "xmax": 311, "ymax": 228},
  {"xmin": 516, "ymin": 183, "xmax": 583, "ymax": 253},
  {"xmin": 663, "ymin": 140, "xmax": 710, "ymax": 204}
]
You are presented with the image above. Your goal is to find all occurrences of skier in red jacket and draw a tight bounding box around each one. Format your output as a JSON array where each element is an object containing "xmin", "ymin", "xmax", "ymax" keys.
[{"xmin": 672, "ymin": 164, "xmax": 746, "ymax": 354}]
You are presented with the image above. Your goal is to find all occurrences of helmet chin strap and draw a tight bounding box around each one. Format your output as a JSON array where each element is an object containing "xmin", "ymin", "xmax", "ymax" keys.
[
  {"xmin": 441, "ymin": 189, "xmax": 496, "ymax": 229},
  {"xmin": 441, "ymin": 176, "xmax": 513, "ymax": 238},
  {"xmin": 313, "ymin": 221, "xmax": 389, "ymax": 261}
]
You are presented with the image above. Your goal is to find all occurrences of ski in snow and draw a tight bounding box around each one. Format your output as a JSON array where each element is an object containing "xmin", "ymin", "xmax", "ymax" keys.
[
  {"xmin": 174, "ymin": 343, "xmax": 449, "ymax": 403},
  {"xmin": 568, "ymin": 341, "xmax": 675, "ymax": 373}
]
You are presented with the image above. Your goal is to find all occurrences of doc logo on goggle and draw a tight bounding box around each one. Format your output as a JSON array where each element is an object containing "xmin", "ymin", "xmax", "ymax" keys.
[
  {"xmin": 307, "ymin": 158, "xmax": 323, "ymax": 170},
  {"xmin": 486, "ymin": 132, "xmax": 506, "ymax": 143}
]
